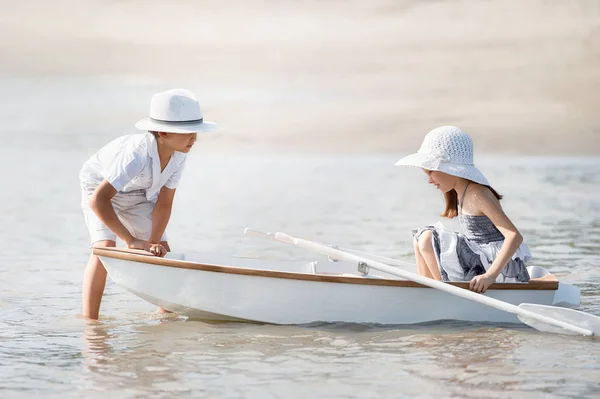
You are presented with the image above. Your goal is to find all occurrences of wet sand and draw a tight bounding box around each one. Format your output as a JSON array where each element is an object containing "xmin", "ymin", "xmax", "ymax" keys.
[{"xmin": 1, "ymin": 0, "xmax": 599, "ymax": 154}]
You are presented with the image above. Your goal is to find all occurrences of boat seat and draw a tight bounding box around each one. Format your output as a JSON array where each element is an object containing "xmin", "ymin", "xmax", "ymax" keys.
[{"xmin": 527, "ymin": 265, "xmax": 551, "ymax": 279}]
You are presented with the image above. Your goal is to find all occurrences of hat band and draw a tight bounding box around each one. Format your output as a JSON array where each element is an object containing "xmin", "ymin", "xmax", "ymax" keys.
[
  {"xmin": 441, "ymin": 160, "xmax": 475, "ymax": 166},
  {"xmin": 150, "ymin": 117, "xmax": 203, "ymax": 125}
]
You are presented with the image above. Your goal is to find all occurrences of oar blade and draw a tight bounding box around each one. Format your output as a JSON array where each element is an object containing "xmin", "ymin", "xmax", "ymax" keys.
[{"xmin": 518, "ymin": 304, "xmax": 600, "ymax": 336}]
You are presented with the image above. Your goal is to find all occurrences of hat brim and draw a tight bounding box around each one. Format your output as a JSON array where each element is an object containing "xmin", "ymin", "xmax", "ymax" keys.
[
  {"xmin": 395, "ymin": 153, "xmax": 489, "ymax": 186},
  {"xmin": 394, "ymin": 152, "xmax": 429, "ymax": 168},
  {"xmin": 135, "ymin": 118, "xmax": 217, "ymax": 134}
]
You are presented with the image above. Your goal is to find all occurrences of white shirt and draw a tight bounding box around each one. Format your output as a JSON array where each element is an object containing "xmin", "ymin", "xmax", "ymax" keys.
[{"xmin": 79, "ymin": 133, "xmax": 187, "ymax": 202}]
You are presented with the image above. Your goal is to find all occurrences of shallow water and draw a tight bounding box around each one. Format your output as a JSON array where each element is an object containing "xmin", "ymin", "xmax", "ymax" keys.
[{"xmin": 1, "ymin": 139, "xmax": 600, "ymax": 397}]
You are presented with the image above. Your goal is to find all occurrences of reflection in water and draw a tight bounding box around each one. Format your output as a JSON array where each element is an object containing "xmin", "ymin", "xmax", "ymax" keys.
[
  {"xmin": 81, "ymin": 318, "xmax": 188, "ymax": 396},
  {"xmin": 74, "ymin": 318, "xmax": 600, "ymax": 398},
  {"xmin": 82, "ymin": 321, "xmax": 112, "ymax": 363}
]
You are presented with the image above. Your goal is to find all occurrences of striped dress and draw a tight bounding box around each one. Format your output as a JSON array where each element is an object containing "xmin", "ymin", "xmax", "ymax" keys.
[{"xmin": 413, "ymin": 185, "xmax": 531, "ymax": 283}]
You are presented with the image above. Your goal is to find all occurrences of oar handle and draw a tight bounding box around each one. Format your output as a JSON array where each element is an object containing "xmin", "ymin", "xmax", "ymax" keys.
[
  {"xmin": 274, "ymin": 232, "xmax": 593, "ymax": 336},
  {"xmin": 244, "ymin": 227, "xmax": 414, "ymax": 268},
  {"xmin": 244, "ymin": 228, "xmax": 277, "ymax": 241}
]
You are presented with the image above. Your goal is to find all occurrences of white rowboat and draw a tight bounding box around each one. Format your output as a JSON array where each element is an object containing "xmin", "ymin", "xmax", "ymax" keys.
[{"xmin": 95, "ymin": 247, "xmax": 580, "ymax": 326}]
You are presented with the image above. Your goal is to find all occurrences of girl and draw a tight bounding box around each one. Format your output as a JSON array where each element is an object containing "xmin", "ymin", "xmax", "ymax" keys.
[
  {"xmin": 79, "ymin": 88, "xmax": 217, "ymax": 319},
  {"xmin": 395, "ymin": 126, "xmax": 531, "ymax": 293}
]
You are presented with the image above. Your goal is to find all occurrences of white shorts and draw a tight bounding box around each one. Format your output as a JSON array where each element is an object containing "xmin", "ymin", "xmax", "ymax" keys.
[{"xmin": 81, "ymin": 188, "xmax": 168, "ymax": 245}]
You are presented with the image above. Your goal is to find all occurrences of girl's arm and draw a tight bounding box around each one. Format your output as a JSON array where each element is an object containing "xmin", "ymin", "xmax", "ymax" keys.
[
  {"xmin": 90, "ymin": 180, "xmax": 154, "ymax": 252},
  {"xmin": 469, "ymin": 185, "xmax": 523, "ymax": 293},
  {"xmin": 150, "ymin": 186, "xmax": 176, "ymax": 246}
]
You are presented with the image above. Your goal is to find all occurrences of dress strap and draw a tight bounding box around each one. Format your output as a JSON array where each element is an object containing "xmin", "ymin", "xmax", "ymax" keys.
[{"xmin": 458, "ymin": 181, "xmax": 471, "ymax": 213}]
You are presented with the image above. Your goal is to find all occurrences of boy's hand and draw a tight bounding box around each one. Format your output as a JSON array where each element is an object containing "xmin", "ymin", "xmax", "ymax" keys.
[
  {"xmin": 127, "ymin": 239, "xmax": 167, "ymax": 257},
  {"xmin": 127, "ymin": 238, "xmax": 153, "ymax": 253},
  {"xmin": 149, "ymin": 243, "xmax": 167, "ymax": 257}
]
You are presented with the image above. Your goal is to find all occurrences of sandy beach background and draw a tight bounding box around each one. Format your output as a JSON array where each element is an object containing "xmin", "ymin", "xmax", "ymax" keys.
[{"xmin": 1, "ymin": 0, "xmax": 599, "ymax": 154}]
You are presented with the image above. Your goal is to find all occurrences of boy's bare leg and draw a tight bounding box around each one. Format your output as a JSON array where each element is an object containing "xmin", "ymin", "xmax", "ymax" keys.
[
  {"xmin": 157, "ymin": 240, "xmax": 173, "ymax": 314},
  {"xmin": 82, "ymin": 240, "xmax": 116, "ymax": 319}
]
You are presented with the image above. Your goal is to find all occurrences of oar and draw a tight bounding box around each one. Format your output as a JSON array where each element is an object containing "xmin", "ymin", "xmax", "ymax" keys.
[
  {"xmin": 271, "ymin": 231, "xmax": 600, "ymax": 337},
  {"xmin": 244, "ymin": 228, "xmax": 413, "ymax": 268}
]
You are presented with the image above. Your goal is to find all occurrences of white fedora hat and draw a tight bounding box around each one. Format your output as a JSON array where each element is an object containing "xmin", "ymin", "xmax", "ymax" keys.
[
  {"xmin": 135, "ymin": 88, "xmax": 217, "ymax": 134},
  {"xmin": 394, "ymin": 126, "xmax": 489, "ymax": 186}
]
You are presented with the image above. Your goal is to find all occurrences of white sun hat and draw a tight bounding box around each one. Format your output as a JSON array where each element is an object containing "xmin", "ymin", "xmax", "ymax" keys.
[
  {"xmin": 394, "ymin": 126, "xmax": 489, "ymax": 186},
  {"xmin": 135, "ymin": 88, "xmax": 217, "ymax": 134}
]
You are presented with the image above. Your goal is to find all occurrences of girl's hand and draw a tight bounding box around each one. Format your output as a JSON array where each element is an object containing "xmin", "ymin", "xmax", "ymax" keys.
[
  {"xmin": 149, "ymin": 243, "xmax": 167, "ymax": 258},
  {"xmin": 469, "ymin": 273, "xmax": 496, "ymax": 293}
]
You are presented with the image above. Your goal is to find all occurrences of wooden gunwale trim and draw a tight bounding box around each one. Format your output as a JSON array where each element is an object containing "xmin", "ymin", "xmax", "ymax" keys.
[{"xmin": 93, "ymin": 247, "xmax": 559, "ymax": 291}]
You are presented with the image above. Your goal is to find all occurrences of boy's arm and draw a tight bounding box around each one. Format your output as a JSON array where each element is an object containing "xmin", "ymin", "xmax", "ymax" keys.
[
  {"xmin": 150, "ymin": 186, "xmax": 176, "ymax": 244},
  {"xmin": 90, "ymin": 180, "xmax": 136, "ymax": 246}
]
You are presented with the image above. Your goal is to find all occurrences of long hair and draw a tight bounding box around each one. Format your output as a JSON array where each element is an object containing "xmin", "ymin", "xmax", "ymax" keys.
[{"xmin": 442, "ymin": 183, "xmax": 503, "ymax": 218}]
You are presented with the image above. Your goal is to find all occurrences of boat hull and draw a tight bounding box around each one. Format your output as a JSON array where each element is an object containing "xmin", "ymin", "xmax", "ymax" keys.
[{"xmin": 98, "ymin": 252, "xmax": 570, "ymax": 325}]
